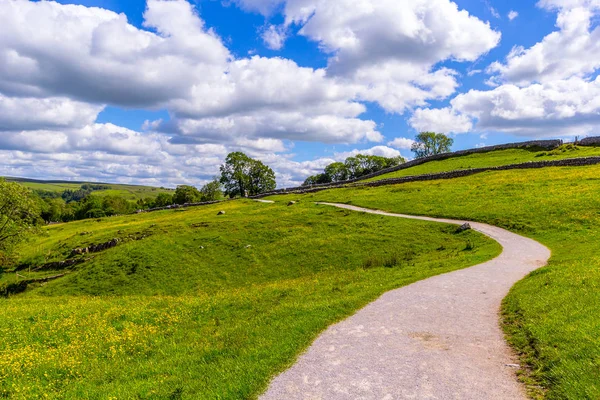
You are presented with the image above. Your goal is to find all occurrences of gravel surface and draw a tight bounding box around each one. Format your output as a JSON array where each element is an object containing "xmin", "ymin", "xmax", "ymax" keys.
[{"xmin": 261, "ymin": 203, "xmax": 551, "ymax": 400}]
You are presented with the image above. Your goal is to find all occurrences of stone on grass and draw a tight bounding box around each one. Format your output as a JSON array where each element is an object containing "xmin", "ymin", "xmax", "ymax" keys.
[
  {"xmin": 217, "ymin": 211, "xmax": 226, "ymax": 215},
  {"xmin": 288, "ymin": 201, "xmax": 296, "ymax": 206},
  {"xmin": 456, "ymin": 223, "xmax": 471, "ymax": 233}
]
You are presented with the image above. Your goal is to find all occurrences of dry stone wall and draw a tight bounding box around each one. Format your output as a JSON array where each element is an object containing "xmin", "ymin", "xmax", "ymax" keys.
[
  {"xmin": 253, "ymin": 139, "xmax": 563, "ymax": 197},
  {"xmin": 251, "ymin": 156, "xmax": 600, "ymax": 198},
  {"xmin": 579, "ymin": 136, "xmax": 600, "ymax": 146}
]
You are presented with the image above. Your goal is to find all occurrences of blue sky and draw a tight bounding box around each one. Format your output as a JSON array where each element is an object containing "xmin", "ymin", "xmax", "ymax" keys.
[{"xmin": 2, "ymin": 0, "xmax": 600, "ymax": 187}]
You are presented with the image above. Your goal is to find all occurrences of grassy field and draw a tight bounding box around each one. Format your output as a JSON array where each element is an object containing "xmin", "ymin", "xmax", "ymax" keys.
[
  {"xmin": 363, "ymin": 144, "xmax": 600, "ymax": 182},
  {"xmin": 4, "ymin": 177, "xmax": 173, "ymax": 200},
  {"xmin": 0, "ymin": 200, "xmax": 499, "ymax": 399},
  {"xmin": 275, "ymin": 164, "xmax": 600, "ymax": 399}
]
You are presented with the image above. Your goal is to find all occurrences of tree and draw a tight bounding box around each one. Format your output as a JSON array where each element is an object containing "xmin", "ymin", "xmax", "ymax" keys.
[
  {"xmin": 302, "ymin": 154, "xmax": 405, "ymax": 186},
  {"xmin": 200, "ymin": 180, "xmax": 223, "ymax": 202},
  {"xmin": 246, "ymin": 161, "xmax": 276, "ymax": 196},
  {"xmin": 220, "ymin": 152, "xmax": 276, "ymax": 197},
  {"xmin": 324, "ymin": 162, "xmax": 349, "ymax": 182},
  {"xmin": 0, "ymin": 179, "xmax": 41, "ymax": 264},
  {"xmin": 173, "ymin": 185, "xmax": 202, "ymax": 205},
  {"xmin": 153, "ymin": 193, "xmax": 174, "ymax": 207},
  {"xmin": 411, "ymin": 132, "xmax": 454, "ymax": 158}
]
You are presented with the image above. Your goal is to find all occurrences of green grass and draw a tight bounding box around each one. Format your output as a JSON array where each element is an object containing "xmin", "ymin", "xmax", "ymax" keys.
[
  {"xmin": 363, "ymin": 144, "xmax": 600, "ymax": 182},
  {"xmin": 278, "ymin": 164, "xmax": 600, "ymax": 399},
  {"xmin": 4, "ymin": 177, "xmax": 173, "ymax": 200},
  {"xmin": 0, "ymin": 200, "xmax": 500, "ymax": 399}
]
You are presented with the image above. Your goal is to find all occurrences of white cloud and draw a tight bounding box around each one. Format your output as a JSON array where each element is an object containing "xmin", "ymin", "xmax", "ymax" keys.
[
  {"xmin": 234, "ymin": 0, "xmax": 500, "ymax": 113},
  {"xmin": 450, "ymin": 76, "xmax": 600, "ymax": 136},
  {"xmin": 488, "ymin": 4, "xmax": 600, "ymax": 85},
  {"xmin": 0, "ymin": 95, "xmax": 103, "ymax": 131},
  {"xmin": 261, "ymin": 24, "xmax": 287, "ymax": 50},
  {"xmin": 508, "ymin": 10, "xmax": 519, "ymax": 20},
  {"xmin": 0, "ymin": 0, "xmax": 384, "ymax": 150},
  {"xmin": 409, "ymin": 108, "xmax": 473, "ymax": 134},
  {"xmin": 334, "ymin": 146, "xmax": 403, "ymax": 160},
  {"xmin": 388, "ymin": 137, "xmax": 416, "ymax": 150}
]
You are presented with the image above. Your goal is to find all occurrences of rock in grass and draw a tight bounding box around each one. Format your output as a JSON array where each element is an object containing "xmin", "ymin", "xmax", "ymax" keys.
[
  {"xmin": 287, "ymin": 201, "xmax": 296, "ymax": 206},
  {"xmin": 217, "ymin": 211, "xmax": 226, "ymax": 215},
  {"xmin": 456, "ymin": 223, "xmax": 471, "ymax": 233}
]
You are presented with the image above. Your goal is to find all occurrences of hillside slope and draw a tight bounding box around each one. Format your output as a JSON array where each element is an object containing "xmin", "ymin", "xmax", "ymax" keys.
[
  {"xmin": 0, "ymin": 200, "xmax": 499, "ymax": 399},
  {"xmin": 4, "ymin": 177, "xmax": 173, "ymax": 200},
  {"xmin": 275, "ymin": 163, "xmax": 600, "ymax": 399},
  {"xmin": 363, "ymin": 144, "xmax": 600, "ymax": 182}
]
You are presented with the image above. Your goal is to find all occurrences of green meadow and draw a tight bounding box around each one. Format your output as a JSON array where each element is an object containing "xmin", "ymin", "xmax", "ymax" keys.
[
  {"xmin": 279, "ymin": 163, "xmax": 600, "ymax": 399},
  {"xmin": 362, "ymin": 144, "xmax": 600, "ymax": 182},
  {"xmin": 0, "ymin": 200, "xmax": 498, "ymax": 399},
  {"xmin": 5, "ymin": 178, "xmax": 172, "ymax": 201}
]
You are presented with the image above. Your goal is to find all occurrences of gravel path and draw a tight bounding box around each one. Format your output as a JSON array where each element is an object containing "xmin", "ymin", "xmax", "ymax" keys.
[{"xmin": 261, "ymin": 203, "xmax": 550, "ymax": 400}]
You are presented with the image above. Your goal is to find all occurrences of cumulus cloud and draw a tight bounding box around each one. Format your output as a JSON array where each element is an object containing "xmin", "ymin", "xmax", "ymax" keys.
[
  {"xmin": 234, "ymin": 0, "xmax": 500, "ymax": 113},
  {"xmin": 0, "ymin": 0, "xmax": 381, "ymax": 148},
  {"xmin": 488, "ymin": 3, "xmax": 600, "ymax": 85},
  {"xmin": 450, "ymin": 77, "xmax": 600, "ymax": 136},
  {"xmin": 388, "ymin": 137, "xmax": 416, "ymax": 150},
  {"xmin": 508, "ymin": 10, "xmax": 519, "ymax": 20},
  {"xmin": 261, "ymin": 24, "xmax": 287, "ymax": 50},
  {"xmin": 409, "ymin": 108, "xmax": 473, "ymax": 134},
  {"xmin": 0, "ymin": 95, "xmax": 103, "ymax": 132}
]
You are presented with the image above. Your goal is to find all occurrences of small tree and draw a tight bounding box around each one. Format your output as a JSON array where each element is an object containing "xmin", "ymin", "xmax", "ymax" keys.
[
  {"xmin": 154, "ymin": 193, "xmax": 174, "ymax": 207},
  {"xmin": 0, "ymin": 179, "xmax": 41, "ymax": 265},
  {"xmin": 200, "ymin": 180, "xmax": 223, "ymax": 202},
  {"xmin": 173, "ymin": 185, "xmax": 202, "ymax": 205},
  {"xmin": 411, "ymin": 132, "xmax": 454, "ymax": 158},
  {"xmin": 220, "ymin": 152, "xmax": 276, "ymax": 197},
  {"xmin": 324, "ymin": 162, "xmax": 349, "ymax": 182}
]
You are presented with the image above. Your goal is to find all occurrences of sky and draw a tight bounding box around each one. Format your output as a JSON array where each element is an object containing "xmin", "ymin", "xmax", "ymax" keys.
[{"xmin": 1, "ymin": 0, "xmax": 600, "ymax": 188}]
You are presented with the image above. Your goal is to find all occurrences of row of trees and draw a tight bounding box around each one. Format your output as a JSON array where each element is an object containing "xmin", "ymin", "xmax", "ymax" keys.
[
  {"xmin": 303, "ymin": 154, "xmax": 406, "ymax": 186},
  {"xmin": 32, "ymin": 152, "xmax": 277, "ymax": 223}
]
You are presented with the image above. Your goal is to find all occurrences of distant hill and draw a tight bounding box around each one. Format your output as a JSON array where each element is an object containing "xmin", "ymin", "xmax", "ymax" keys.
[{"xmin": 4, "ymin": 176, "xmax": 174, "ymax": 201}]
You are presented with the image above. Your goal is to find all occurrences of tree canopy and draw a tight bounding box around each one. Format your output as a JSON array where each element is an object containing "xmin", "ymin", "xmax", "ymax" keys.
[
  {"xmin": 0, "ymin": 179, "xmax": 41, "ymax": 264},
  {"xmin": 303, "ymin": 154, "xmax": 405, "ymax": 186},
  {"xmin": 411, "ymin": 132, "xmax": 454, "ymax": 158},
  {"xmin": 220, "ymin": 152, "xmax": 276, "ymax": 198}
]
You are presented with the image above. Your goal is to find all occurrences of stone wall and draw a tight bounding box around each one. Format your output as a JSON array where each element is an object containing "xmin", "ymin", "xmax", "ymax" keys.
[
  {"xmin": 579, "ymin": 136, "xmax": 600, "ymax": 146},
  {"xmin": 254, "ymin": 139, "xmax": 564, "ymax": 197},
  {"xmin": 251, "ymin": 156, "xmax": 600, "ymax": 198}
]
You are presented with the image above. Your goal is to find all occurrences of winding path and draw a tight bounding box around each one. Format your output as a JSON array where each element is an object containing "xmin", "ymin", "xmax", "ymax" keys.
[{"xmin": 261, "ymin": 203, "xmax": 550, "ymax": 400}]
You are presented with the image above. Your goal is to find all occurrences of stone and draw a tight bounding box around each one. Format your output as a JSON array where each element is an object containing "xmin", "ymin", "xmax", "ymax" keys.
[
  {"xmin": 456, "ymin": 223, "xmax": 471, "ymax": 233},
  {"xmin": 288, "ymin": 201, "xmax": 296, "ymax": 206},
  {"xmin": 217, "ymin": 211, "xmax": 226, "ymax": 215},
  {"xmin": 245, "ymin": 245, "xmax": 252, "ymax": 249}
]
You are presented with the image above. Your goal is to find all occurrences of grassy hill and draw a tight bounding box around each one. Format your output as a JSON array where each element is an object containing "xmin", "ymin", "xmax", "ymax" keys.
[
  {"xmin": 277, "ymin": 163, "xmax": 600, "ymax": 399},
  {"xmin": 362, "ymin": 144, "xmax": 600, "ymax": 182},
  {"xmin": 0, "ymin": 200, "xmax": 498, "ymax": 399},
  {"xmin": 5, "ymin": 145, "xmax": 600, "ymax": 399},
  {"xmin": 4, "ymin": 177, "xmax": 173, "ymax": 200}
]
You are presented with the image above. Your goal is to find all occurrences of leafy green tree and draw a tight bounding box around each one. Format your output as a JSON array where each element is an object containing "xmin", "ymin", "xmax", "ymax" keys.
[
  {"xmin": 246, "ymin": 161, "xmax": 276, "ymax": 196},
  {"xmin": 303, "ymin": 173, "xmax": 331, "ymax": 186},
  {"xmin": 102, "ymin": 196, "xmax": 133, "ymax": 216},
  {"xmin": 153, "ymin": 193, "xmax": 174, "ymax": 207},
  {"xmin": 324, "ymin": 162, "xmax": 349, "ymax": 182},
  {"xmin": 0, "ymin": 179, "xmax": 41, "ymax": 264},
  {"xmin": 40, "ymin": 198, "xmax": 66, "ymax": 223},
  {"xmin": 200, "ymin": 180, "xmax": 223, "ymax": 202},
  {"xmin": 302, "ymin": 154, "xmax": 405, "ymax": 186},
  {"xmin": 411, "ymin": 132, "xmax": 454, "ymax": 158},
  {"xmin": 173, "ymin": 185, "xmax": 203, "ymax": 205},
  {"xmin": 220, "ymin": 152, "xmax": 276, "ymax": 197}
]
